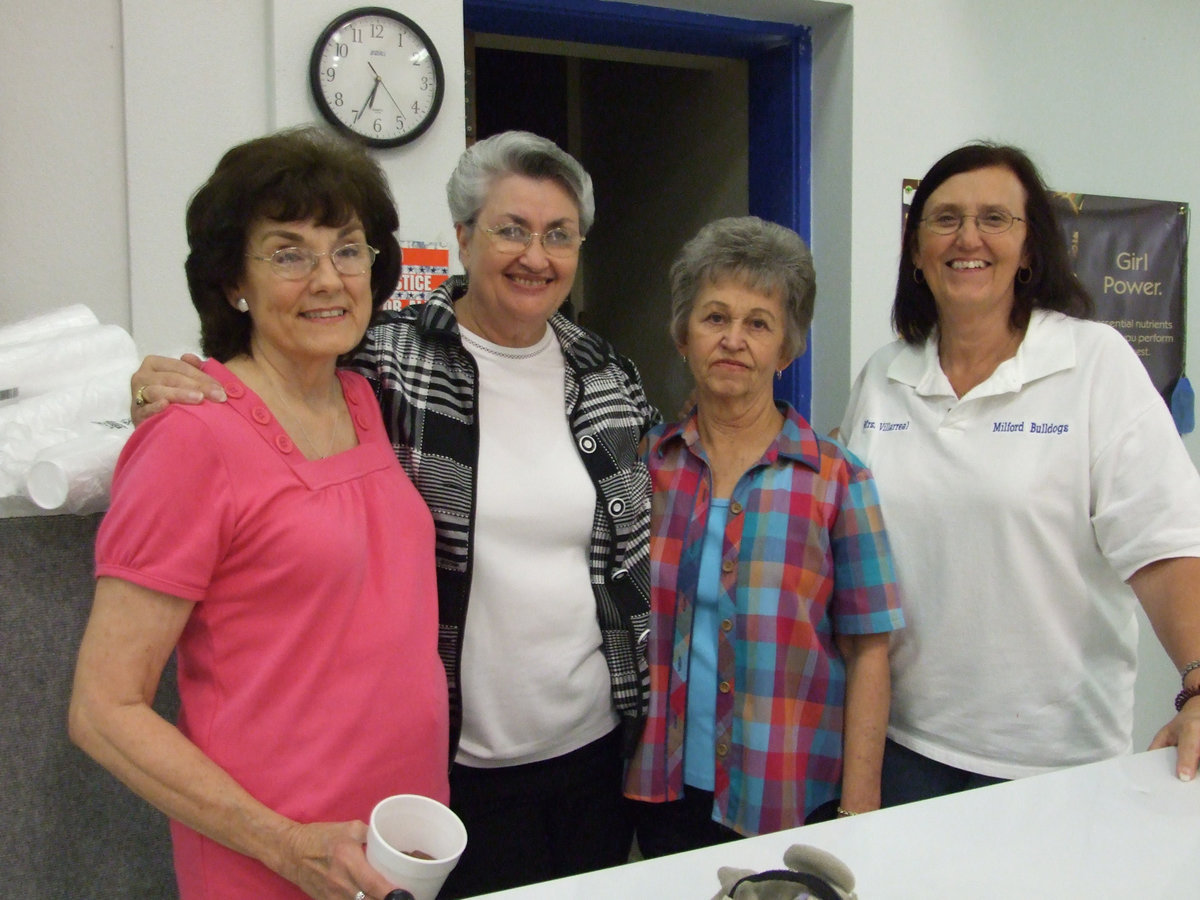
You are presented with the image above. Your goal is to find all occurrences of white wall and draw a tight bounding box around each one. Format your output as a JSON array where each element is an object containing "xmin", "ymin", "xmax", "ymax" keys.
[
  {"xmin": 120, "ymin": 0, "xmax": 467, "ymax": 355},
  {"xmin": 2, "ymin": 0, "xmax": 1194, "ymax": 752},
  {"xmin": 0, "ymin": 1, "xmax": 128, "ymax": 331}
]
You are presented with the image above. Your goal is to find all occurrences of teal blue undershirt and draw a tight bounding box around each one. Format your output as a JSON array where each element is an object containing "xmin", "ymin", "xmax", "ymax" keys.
[{"xmin": 683, "ymin": 498, "xmax": 729, "ymax": 791}]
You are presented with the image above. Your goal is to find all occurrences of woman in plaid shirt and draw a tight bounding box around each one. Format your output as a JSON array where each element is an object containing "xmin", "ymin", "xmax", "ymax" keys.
[{"xmin": 625, "ymin": 217, "xmax": 905, "ymax": 853}]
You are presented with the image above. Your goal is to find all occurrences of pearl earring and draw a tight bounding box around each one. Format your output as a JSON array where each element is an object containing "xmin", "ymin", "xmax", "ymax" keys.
[{"xmin": 235, "ymin": 298, "xmax": 249, "ymax": 313}]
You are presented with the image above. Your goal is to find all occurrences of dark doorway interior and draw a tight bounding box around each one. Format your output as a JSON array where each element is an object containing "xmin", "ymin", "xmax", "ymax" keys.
[{"xmin": 472, "ymin": 43, "xmax": 748, "ymax": 417}]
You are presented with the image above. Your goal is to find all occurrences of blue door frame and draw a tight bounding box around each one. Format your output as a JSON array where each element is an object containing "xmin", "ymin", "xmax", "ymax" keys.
[{"xmin": 463, "ymin": 0, "xmax": 814, "ymax": 416}]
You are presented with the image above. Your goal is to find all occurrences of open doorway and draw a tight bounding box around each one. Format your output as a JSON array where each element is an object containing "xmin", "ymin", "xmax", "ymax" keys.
[
  {"xmin": 471, "ymin": 36, "xmax": 748, "ymax": 416},
  {"xmin": 464, "ymin": 0, "xmax": 813, "ymax": 418}
]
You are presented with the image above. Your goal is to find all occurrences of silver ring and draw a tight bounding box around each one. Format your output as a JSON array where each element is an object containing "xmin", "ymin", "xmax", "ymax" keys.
[
  {"xmin": 134, "ymin": 385, "xmax": 150, "ymax": 407},
  {"xmin": 354, "ymin": 891, "xmax": 366, "ymax": 900}
]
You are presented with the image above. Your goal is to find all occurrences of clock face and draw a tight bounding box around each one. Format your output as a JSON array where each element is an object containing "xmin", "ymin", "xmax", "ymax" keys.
[{"xmin": 310, "ymin": 8, "xmax": 445, "ymax": 148}]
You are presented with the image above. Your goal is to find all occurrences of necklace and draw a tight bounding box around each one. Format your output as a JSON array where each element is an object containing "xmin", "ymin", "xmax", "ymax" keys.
[
  {"xmin": 268, "ymin": 380, "xmax": 342, "ymax": 459},
  {"xmin": 459, "ymin": 326, "xmax": 551, "ymax": 360}
]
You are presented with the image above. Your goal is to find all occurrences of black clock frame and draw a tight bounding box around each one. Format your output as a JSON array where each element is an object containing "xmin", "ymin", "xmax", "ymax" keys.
[{"xmin": 308, "ymin": 6, "xmax": 445, "ymax": 149}]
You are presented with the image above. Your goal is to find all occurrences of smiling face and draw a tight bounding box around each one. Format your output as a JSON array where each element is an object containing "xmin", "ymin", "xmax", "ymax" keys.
[
  {"xmin": 914, "ymin": 165, "xmax": 1030, "ymax": 322},
  {"xmin": 680, "ymin": 278, "xmax": 792, "ymax": 407},
  {"xmin": 455, "ymin": 174, "xmax": 581, "ymax": 347},
  {"xmin": 232, "ymin": 217, "xmax": 374, "ymax": 367}
]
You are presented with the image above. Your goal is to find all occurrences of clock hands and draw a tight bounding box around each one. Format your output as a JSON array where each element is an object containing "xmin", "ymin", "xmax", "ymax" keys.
[
  {"xmin": 352, "ymin": 76, "xmax": 381, "ymax": 125},
  {"xmin": 368, "ymin": 62, "xmax": 406, "ymax": 116},
  {"xmin": 313, "ymin": 10, "xmax": 442, "ymax": 146}
]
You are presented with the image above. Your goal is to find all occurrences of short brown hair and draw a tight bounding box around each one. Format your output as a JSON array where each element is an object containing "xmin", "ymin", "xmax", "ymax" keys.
[{"xmin": 185, "ymin": 126, "xmax": 401, "ymax": 361}]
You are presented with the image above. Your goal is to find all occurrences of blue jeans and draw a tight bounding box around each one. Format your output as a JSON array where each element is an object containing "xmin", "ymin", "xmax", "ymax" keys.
[{"xmin": 880, "ymin": 739, "xmax": 1007, "ymax": 807}]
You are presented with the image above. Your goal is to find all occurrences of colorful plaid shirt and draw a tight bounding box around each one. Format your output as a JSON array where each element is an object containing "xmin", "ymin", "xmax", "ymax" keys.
[{"xmin": 624, "ymin": 404, "xmax": 904, "ymax": 835}]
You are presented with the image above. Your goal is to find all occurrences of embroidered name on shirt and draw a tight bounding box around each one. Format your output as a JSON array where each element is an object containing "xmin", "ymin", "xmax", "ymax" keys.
[
  {"xmin": 993, "ymin": 420, "xmax": 1069, "ymax": 435},
  {"xmin": 1030, "ymin": 421, "xmax": 1069, "ymax": 435},
  {"xmin": 861, "ymin": 419, "xmax": 909, "ymax": 432}
]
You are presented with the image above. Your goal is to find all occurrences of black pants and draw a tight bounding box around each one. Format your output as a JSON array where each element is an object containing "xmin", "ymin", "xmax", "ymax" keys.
[
  {"xmin": 633, "ymin": 787, "xmax": 840, "ymax": 859},
  {"xmin": 632, "ymin": 787, "xmax": 741, "ymax": 859},
  {"xmin": 439, "ymin": 728, "xmax": 633, "ymax": 898}
]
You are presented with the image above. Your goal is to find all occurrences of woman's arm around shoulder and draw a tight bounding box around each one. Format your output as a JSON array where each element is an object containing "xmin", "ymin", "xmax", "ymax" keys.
[{"xmin": 129, "ymin": 353, "xmax": 227, "ymax": 425}]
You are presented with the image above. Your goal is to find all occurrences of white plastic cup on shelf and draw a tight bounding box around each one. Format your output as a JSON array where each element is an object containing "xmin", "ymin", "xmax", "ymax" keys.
[
  {"xmin": 366, "ymin": 794, "xmax": 467, "ymax": 900},
  {"xmin": 25, "ymin": 429, "xmax": 131, "ymax": 513}
]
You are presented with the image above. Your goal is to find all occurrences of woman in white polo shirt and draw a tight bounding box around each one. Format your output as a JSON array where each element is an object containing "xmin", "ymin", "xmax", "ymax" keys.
[{"xmin": 838, "ymin": 142, "xmax": 1200, "ymax": 803}]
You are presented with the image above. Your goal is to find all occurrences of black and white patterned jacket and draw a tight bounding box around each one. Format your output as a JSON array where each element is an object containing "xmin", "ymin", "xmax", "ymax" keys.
[{"xmin": 348, "ymin": 276, "xmax": 658, "ymax": 758}]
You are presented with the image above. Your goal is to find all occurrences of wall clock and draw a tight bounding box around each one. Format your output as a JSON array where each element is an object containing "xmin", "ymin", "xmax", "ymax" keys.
[{"xmin": 310, "ymin": 7, "xmax": 445, "ymax": 148}]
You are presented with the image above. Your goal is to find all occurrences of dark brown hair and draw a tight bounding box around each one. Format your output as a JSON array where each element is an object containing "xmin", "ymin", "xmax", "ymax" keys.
[
  {"xmin": 185, "ymin": 126, "xmax": 401, "ymax": 361},
  {"xmin": 894, "ymin": 142, "xmax": 1093, "ymax": 344}
]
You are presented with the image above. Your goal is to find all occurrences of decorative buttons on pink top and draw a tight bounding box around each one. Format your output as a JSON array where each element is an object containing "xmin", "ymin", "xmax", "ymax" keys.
[
  {"xmin": 251, "ymin": 406, "xmax": 272, "ymax": 425},
  {"xmin": 354, "ymin": 412, "xmax": 371, "ymax": 430},
  {"xmin": 275, "ymin": 434, "xmax": 294, "ymax": 454},
  {"xmin": 225, "ymin": 382, "xmax": 245, "ymax": 399}
]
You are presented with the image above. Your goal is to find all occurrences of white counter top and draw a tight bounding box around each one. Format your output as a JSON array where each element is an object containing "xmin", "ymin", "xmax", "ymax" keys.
[{"xmin": 471, "ymin": 748, "xmax": 1198, "ymax": 899}]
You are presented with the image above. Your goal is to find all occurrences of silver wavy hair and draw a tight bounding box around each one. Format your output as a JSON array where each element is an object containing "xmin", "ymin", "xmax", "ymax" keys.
[{"xmin": 446, "ymin": 131, "xmax": 595, "ymax": 234}]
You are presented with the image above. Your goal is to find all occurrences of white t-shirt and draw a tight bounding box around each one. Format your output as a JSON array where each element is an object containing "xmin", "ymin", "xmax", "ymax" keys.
[
  {"xmin": 455, "ymin": 325, "xmax": 618, "ymax": 767},
  {"xmin": 839, "ymin": 310, "xmax": 1200, "ymax": 778}
]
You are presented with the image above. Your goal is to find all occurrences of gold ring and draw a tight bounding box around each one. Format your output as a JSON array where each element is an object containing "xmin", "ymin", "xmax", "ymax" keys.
[{"xmin": 135, "ymin": 385, "xmax": 150, "ymax": 407}]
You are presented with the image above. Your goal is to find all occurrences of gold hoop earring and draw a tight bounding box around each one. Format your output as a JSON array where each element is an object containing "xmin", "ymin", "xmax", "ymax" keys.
[
  {"xmin": 1017, "ymin": 266, "xmax": 1032, "ymax": 284},
  {"xmin": 913, "ymin": 268, "xmax": 925, "ymax": 285}
]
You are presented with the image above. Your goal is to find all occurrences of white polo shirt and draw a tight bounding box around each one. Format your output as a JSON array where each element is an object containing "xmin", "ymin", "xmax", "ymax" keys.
[{"xmin": 839, "ymin": 310, "xmax": 1200, "ymax": 778}]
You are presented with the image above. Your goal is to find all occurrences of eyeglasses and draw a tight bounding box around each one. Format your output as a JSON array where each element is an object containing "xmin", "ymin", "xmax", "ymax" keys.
[
  {"xmin": 920, "ymin": 211, "xmax": 1026, "ymax": 235},
  {"xmin": 247, "ymin": 243, "xmax": 379, "ymax": 280},
  {"xmin": 482, "ymin": 223, "xmax": 585, "ymax": 258}
]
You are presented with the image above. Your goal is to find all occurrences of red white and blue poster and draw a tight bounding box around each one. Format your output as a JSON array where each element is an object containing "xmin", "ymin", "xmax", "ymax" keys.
[{"xmin": 386, "ymin": 242, "xmax": 450, "ymax": 310}]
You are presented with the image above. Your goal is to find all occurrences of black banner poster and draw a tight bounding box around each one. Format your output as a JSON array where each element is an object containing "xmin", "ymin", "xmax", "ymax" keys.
[{"xmin": 1051, "ymin": 193, "xmax": 1188, "ymax": 407}]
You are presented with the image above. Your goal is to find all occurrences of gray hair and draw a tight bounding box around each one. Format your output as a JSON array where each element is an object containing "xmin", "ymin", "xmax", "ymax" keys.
[
  {"xmin": 669, "ymin": 216, "xmax": 816, "ymax": 358},
  {"xmin": 445, "ymin": 131, "xmax": 595, "ymax": 234}
]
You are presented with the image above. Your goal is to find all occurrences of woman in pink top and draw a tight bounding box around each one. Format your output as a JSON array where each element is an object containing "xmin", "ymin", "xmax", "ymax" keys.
[{"xmin": 68, "ymin": 127, "xmax": 448, "ymax": 900}]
